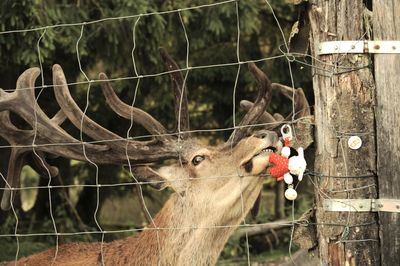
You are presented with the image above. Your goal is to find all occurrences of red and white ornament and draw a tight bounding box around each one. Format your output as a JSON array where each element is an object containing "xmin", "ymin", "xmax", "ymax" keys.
[{"xmin": 268, "ymin": 125, "xmax": 307, "ymax": 200}]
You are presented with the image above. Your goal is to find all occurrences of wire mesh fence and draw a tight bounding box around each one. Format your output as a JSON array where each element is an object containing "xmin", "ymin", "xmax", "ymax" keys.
[{"xmin": 0, "ymin": 0, "xmax": 355, "ymax": 265}]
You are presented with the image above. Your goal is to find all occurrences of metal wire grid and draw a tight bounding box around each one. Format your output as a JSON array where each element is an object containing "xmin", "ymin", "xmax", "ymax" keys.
[{"xmin": 0, "ymin": 0, "xmax": 377, "ymax": 265}]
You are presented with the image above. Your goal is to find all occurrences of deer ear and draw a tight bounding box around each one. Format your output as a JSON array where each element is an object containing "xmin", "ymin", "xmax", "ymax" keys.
[
  {"xmin": 132, "ymin": 165, "xmax": 188, "ymax": 194},
  {"xmin": 131, "ymin": 166, "xmax": 170, "ymax": 191}
]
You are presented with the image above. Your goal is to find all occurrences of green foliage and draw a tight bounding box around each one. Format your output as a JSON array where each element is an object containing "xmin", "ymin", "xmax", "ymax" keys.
[{"xmin": 0, "ymin": 240, "xmax": 51, "ymax": 262}]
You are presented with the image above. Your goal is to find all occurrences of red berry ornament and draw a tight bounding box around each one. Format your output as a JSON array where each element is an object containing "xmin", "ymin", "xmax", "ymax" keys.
[
  {"xmin": 267, "ymin": 124, "xmax": 307, "ymax": 201},
  {"xmin": 268, "ymin": 153, "xmax": 288, "ymax": 181}
]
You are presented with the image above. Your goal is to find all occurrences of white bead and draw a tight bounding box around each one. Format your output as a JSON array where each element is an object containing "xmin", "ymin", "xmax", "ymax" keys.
[
  {"xmin": 281, "ymin": 146, "xmax": 290, "ymax": 157},
  {"xmin": 284, "ymin": 173, "xmax": 293, "ymax": 184},
  {"xmin": 285, "ymin": 188, "xmax": 297, "ymax": 200}
]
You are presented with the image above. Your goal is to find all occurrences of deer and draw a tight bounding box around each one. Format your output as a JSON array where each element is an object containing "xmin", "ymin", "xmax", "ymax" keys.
[{"xmin": 0, "ymin": 48, "xmax": 310, "ymax": 266}]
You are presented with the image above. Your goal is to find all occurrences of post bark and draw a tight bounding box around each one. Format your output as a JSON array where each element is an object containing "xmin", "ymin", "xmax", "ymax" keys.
[
  {"xmin": 373, "ymin": 2, "xmax": 400, "ymax": 266},
  {"xmin": 307, "ymin": 1, "xmax": 380, "ymax": 265}
]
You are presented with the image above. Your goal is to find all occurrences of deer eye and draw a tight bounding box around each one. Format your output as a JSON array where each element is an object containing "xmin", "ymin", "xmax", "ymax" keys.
[{"xmin": 192, "ymin": 155, "xmax": 205, "ymax": 166}]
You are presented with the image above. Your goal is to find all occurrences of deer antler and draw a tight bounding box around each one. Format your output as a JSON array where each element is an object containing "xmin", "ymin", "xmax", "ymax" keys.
[
  {"xmin": 0, "ymin": 49, "xmax": 189, "ymax": 210},
  {"xmin": 99, "ymin": 73, "xmax": 169, "ymax": 140},
  {"xmin": 159, "ymin": 47, "xmax": 190, "ymax": 136},
  {"xmin": 0, "ymin": 49, "xmax": 312, "ymax": 211},
  {"xmin": 227, "ymin": 62, "xmax": 273, "ymax": 146},
  {"xmin": 240, "ymin": 82, "xmax": 313, "ymax": 148}
]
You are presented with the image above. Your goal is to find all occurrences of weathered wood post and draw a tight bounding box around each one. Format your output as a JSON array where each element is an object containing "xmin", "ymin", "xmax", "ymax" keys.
[
  {"xmin": 307, "ymin": 1, "xmax": 380, "ymax": 264},
  {"xmin": 373, "ymin": 2, "xmax": 400, "ymax": 266}
]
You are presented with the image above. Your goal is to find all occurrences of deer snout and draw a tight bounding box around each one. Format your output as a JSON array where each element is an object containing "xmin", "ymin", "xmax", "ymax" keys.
[{"xmin": 239, "ymin": 131, "xmax": 280, "ymax": 175}]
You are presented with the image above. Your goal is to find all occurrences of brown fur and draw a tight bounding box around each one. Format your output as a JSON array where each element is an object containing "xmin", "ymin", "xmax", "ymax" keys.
[{"xmin": 5, "ymin": 132, "xmax": 280, "ymax": 266}]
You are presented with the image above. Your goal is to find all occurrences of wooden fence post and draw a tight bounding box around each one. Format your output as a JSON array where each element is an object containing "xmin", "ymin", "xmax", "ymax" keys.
[
  {"xmin": 307, "ymin": 1, "xmax": 380, "ymax": 264},
  {"xmin": 373, "ymin": 2, "xmax": 400, "ymax": 266}
]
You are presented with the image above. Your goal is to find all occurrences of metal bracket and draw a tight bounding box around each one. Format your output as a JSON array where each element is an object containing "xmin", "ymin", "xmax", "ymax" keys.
[
  {"xmin": 323, "ymin": 199, "xmax": 400, "ymax": 213},
  {"xmin": 318, "ymin": 41, "xmax": 400, "ymax": 55}
]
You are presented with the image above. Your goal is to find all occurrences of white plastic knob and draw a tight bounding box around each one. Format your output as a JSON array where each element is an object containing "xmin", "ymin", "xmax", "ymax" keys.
[
  {"xmin": 285, "ymin": 187, "xmax": 297, "ymax": 200},
  {"xmin": 281, "ymin": 146, "xmax": 291, "ymax": 158},
  {"xmin": 284, "ymin": 173, "xmax": 293, "ymax": 184}
]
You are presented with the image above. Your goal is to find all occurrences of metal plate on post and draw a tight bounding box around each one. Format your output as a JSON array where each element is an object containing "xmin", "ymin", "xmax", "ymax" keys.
[
  {"xmin": 323, "ymin": 199, "xmax": 400, "ymax": 213},
  {"xmin": 318, "ymin": 41, "xmax": 400, "ymax": 55}
]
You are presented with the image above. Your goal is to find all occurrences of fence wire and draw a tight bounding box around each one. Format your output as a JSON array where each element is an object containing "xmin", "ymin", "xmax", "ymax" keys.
[
  {"xmin": 0, "ymin": 0, "xmax": 377, "ymax": 265},
  {"xmin": 5, "ymin": 1, "xmax": 297, "ymax": 265}
]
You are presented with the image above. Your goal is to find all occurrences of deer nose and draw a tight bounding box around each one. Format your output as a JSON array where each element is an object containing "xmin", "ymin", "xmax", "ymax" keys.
[{"xmin": 254, "ymin": 130, "xmax": 278, "ymax": 143}]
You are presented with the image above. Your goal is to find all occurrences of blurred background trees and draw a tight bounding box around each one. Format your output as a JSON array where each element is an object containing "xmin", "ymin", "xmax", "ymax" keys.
[{"xmin": 0, "ymin": 0, "xmax": 313, "ymax": 263}]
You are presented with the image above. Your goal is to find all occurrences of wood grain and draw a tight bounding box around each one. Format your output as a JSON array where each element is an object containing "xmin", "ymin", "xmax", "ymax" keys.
[
  {"xmin": 308, "ymin": 1, "xmax": 379, "ymax": 265},
  {"xmin": 373, "ymin": 1, "xmax": 400, "ymax": 265}
]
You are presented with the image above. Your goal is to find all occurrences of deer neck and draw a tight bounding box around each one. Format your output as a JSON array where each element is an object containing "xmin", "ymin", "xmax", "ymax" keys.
[
  {"xmin": 123, "ymin": 194, "xmax": 229, "ymax": 265},
  {"xmin": 155, "ymin": 194, "xmax": 235, "ymax": 265},
  {"xmin": 120, "ymin": 178, "xmax": 264, "ymax": 265}
]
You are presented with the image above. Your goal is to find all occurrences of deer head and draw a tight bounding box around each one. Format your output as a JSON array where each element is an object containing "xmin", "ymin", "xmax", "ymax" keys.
[
  {"xmin": 134, "ymin": 129, "xmax": 280, "ymax": 214},
  {"xmin": 0, "ymin": 48, "xmax": 310, "ymax": 265}
]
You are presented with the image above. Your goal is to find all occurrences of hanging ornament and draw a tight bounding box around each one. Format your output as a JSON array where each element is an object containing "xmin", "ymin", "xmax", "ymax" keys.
[
  {"xmin": 284, "ymin": 185, "xmax": 298, "ymax": 201},
  {"xmin": 268, "ymin": 124, "xmax": 307, "ymax": 200}
]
